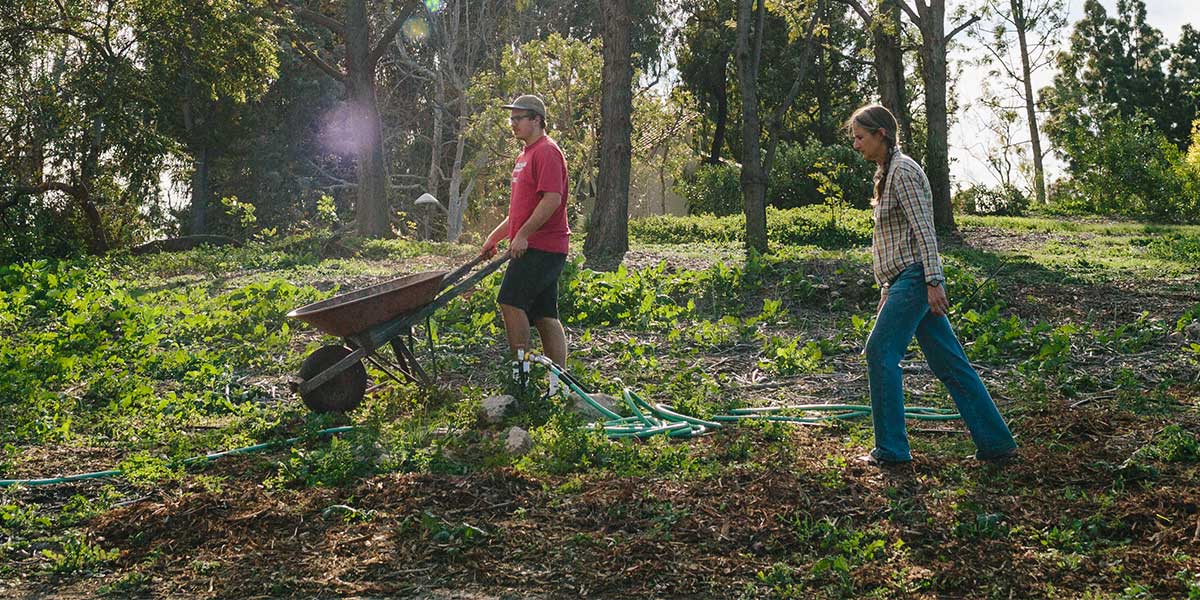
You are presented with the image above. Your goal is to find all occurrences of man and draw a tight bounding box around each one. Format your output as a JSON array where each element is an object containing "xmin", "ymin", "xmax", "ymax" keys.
[{"xmin": 482, "ymin": 94, "xmax": 570, "ymax": 375}]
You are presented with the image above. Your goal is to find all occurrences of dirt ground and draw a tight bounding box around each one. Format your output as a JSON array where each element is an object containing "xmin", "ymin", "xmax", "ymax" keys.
[{"xmin": 4, "ymin": 225, "xmax": 1200, "ymax": 598}]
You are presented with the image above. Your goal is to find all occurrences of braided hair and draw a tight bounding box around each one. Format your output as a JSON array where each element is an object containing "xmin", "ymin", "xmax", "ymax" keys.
[{"xmin": 846, "ymin": 104, "xmax": 900, "ymax": 206}]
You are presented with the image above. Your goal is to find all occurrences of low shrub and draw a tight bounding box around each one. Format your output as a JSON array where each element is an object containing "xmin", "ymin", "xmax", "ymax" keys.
[
  {"xmin": 954, "ymin": 184, "xmax": 1029, "ymax": 216},
  {"xmin": 630, "ymin": 206, "xmax": 872, "ymax": 249}
]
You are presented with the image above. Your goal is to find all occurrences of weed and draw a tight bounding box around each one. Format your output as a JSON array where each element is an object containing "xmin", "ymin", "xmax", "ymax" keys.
[
  {"xmin": 42, "ymin": 534, "xmax": 118, "ymax": 575},
  {"xmin": 1134, "ymin": 425, "xmax": 1200, "ymax": 463},
  {"xmin": 98, "ymin": 570, "xmax": 151, "ymax": 596}
]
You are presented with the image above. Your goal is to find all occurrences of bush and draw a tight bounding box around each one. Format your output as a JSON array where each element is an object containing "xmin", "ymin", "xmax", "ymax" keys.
[
  {"xmin": 630, "ymin": 206, "xmax": 872, "ymax": 249},
  {"xmin": 1053, "ymin": 112, "xmax": 1199, "ymax": 222},
  {"xmin": 954, "ymin": 184, "xmax": 1029, "ymax": 216},
  {"xmin": 677, "ymin": 161, "xmax": 742, "ymax": 216},
  {"xmin": 769, "ymin": 139, "xmax": 875, "ymax": 210}
]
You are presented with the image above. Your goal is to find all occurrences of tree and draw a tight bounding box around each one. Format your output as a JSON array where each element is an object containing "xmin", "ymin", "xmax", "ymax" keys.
[
  {"xmin": 969, "ymin": 0, "xmax": 1064, "ymax": 205},
  {"xmin": 897, "ymin": 0, "xmax": 978, "ymax": 231},
  {"xmin": 273, "ymin": 0, "xmax": 425, "ymax": 238},
  {"xmin": 383, "ymin": 0, "xmax": 508, "ymax": 242},
  {"xmin": 1167, "ymin": 24, "xmax": 1200, "ymax": 148},
  {"xmin": 136, "ymin": 0, "xmax": 279, "ymax": 235},
  {"xmin": 583, "ymin": 0, "xmax": 634, "ymax": 271},
  {"xmin": 734, "ymin": 0, "xmax": 823, "ymax": 253},
  {"xmin": 734, "ymin": 0, "xmax": 771, "ymax": 253},
  {"xmin": 463, "ymin": 35, "xmax": 604, "ymax": 226},
  {"xmin": 678, "ymin": 0, "xmax": 736, "ymax": 164},
  {"xmin": 1043, "ymin": 0, "xmax": 1180, "ymax": 148},
  {"xmin": 0, "ymin": 1, "xmax": 169, "ymax": 256},
  {"xmin": 838, "ymin": 0, "xmax": 914, "ymax": 148}
]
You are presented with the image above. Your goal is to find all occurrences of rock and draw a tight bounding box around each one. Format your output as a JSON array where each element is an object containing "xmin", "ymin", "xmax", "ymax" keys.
[
  {"xmin": 504, "ymin": 426, "xmax": 533, "ymax": 455},
  {"xmin": 569, "ymin": 392, "xmax": 620, "ymax": 422},
  {"xmin": 480, "ymin": 395, "xmax": 518, "ymax": 424},
  {"xmin": 1186, "ymin": 319, "xmax": 1200, "ymax": 340}
]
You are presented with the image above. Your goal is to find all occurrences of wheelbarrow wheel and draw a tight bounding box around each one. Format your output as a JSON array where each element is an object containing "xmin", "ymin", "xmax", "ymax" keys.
[{"xmin": 298, "ymin": 345, "xmax": 367, "ymax": 413}]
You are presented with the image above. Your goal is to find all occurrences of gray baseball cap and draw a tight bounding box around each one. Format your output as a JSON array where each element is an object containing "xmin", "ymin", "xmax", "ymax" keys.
[{"xmin": 501, "ymin": 94, "xmax": 546, "ymax": 119}]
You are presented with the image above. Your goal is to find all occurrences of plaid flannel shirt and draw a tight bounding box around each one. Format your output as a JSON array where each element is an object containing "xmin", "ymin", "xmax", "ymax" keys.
[{"xmin": 871, "ymin": 151, "xmax": 944, "ymax": 290}]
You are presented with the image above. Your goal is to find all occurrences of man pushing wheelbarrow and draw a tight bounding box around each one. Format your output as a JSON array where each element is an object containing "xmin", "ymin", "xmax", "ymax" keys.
[
  {"xmin": 288, "ymin": 93, "xmax": 571, "ymax": 412},
  {"xmin": 481, "ymin": 93, "xmax": 571, "ymax": 394}
]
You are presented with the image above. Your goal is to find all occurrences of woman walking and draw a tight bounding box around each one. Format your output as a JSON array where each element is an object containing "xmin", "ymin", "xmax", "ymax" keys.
[{"xmin": 848, "ymin": 104, "xmax": 1017, "ymax": 465}]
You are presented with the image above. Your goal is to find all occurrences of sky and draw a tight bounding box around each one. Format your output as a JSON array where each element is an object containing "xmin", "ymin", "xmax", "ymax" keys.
[{"xmin": 950, "ymin": 0, "xmax": 1199, "ymax": 191}]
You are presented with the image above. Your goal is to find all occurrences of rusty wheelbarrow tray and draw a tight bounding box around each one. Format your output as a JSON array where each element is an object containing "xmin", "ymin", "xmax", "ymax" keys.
[{"xmin": 288, "ymin": 252, "xmax": 510, "ymax": 413}]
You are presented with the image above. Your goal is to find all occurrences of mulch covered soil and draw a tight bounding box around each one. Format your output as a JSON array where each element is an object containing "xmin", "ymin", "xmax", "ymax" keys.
[{"xmin": 5, "ymin": 405, "xmax": 1194, "ymax": 599}]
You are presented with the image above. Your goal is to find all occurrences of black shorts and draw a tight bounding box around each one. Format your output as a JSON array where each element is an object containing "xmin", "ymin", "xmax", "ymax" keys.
[{"xmin": 497, "ymin": 248, "xmax": 567, "ymax": 322}]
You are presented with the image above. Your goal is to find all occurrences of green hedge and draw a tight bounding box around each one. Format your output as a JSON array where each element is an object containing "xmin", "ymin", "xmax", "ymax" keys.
[{"xmin": 630, "ymin": 206, "xmax": 872, "ymax": 249}]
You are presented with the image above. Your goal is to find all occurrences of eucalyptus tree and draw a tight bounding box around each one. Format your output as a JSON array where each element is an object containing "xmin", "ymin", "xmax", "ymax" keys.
[
  {"xmin": 897, "ymin": 0, "xmax": 979, "ymax": 231},
  {"xmin": 1042, "ymin": 0, "xmax": 1182, "ymax": 150},
  {"xmin": 136, "ymin": 0, "xmax": 279, "ymax": 235},
  {"xmin": 583, "ymin": 0, "xmax": 635, "ymax": 271},
  {"xmin": 969, "ymin": 0, "xmax": 1066, "ymax": 205},
  {"xmin": 271, "ymin": 0, "xmax": 430, "ymax": 238},
  {"xmin": 678, "ymin": 0, "xmax": 737, "ymax": 164},
  {"xmin": 734, "ymin": 0, "xmax": 824, "ymax": 253},
  {"xmin": 837, "ymin": 0, "xmax": 914, "ymax": 148},
  {"xmin": 0, "ymin": 0, "xmax": 169, "ymax": 256}
]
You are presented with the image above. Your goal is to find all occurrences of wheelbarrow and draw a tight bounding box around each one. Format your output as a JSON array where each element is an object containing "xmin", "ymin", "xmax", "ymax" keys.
[{"xmin": 287, "ymin": 252, "xmax": 510, "ymax": 413}]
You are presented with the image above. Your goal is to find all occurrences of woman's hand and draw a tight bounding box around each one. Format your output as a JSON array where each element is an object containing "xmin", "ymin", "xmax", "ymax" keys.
[
  {"xmin": 877, "ymin": 291, "xmax": 887, "ymax": 314},
  {"xmin": 927, "ymin": 284, "xmax": 950, "ymax": 317}
]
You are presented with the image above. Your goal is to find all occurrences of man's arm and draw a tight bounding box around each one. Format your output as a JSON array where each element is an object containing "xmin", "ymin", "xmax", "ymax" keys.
[
  {"xmin": 510, "ymin": 192, "xmax": 561, "ymax": 257},
  {"xmin": 482, "ymin": 216, "xmax": 510, "ymax": 258}
]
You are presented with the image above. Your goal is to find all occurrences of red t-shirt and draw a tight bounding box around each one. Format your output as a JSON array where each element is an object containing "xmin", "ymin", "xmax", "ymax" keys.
[{"xmin": 508, "ymin": 135, "xmax": 570, "ymax": 254}]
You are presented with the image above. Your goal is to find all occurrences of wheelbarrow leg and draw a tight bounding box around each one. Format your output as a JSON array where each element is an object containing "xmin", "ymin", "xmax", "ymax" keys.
[{"xmin": 390, "ymin": 336, "xmax": 431, "ymax": 386}]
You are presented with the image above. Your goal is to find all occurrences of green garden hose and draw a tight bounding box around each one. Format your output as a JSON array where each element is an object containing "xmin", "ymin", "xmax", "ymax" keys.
[
  {"xmin": 0, "ymin": 426, "xmax": 355, "ymax": 488},
  {"xmin": 522, "ymin": 352, "xmax": 961, "ymax": 440},
  {"xmin": 5, "ymin": 358, "xmax": 966, "ymax": 487}
]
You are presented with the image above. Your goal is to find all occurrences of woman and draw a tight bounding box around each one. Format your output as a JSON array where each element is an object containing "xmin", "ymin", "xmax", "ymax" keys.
[{"xmin": 848, "ymin": 104, "xmax": 1017, "ymax": 465}]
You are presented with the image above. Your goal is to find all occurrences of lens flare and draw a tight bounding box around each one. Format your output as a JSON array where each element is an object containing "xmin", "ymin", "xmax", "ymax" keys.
[
  {"xmin": 402, "ymin": 17, "xmax": 430, "ymax": 43},
  {"xmin": 424, "ymin": 0, "xmax": 442, "ymax": 12},
  {"xmin": 320, "ymin": 103, "xmax": 376, "ymax": 156}
]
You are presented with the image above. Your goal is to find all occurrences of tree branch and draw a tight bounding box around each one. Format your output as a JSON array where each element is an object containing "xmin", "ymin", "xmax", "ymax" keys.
[
  {"xmin": 833, "ymin": 0, "xmax": 871, "ymax": 23},
  {"xmin": 947, "ymin": 14, "xmax": 981, "ymax": 42},
  {"xmin": 291, "ymin": 39, "xmax": 346, "ymax": 82},
  {"xmin": 290, "ymin": 5, "xmax": 345, "ymax": 36},
  {"xmin": 897, "ymin": 0, "xmax": 921, "ymax": 27},
  {"xmin": 369, "ymin": 11, "xmax": 411, "ymax": 67}
]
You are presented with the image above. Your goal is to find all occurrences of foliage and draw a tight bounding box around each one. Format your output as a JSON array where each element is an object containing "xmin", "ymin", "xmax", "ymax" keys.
[
  {"xmin": 630, "ymin": 206, "xmax": 872, "ymax": 249},
  {"xmin": 769, "ymin": 139, "xmax": 874, "ymax": 210},
  {"xmin": 678, "ymin": 161, "xmax": 743, "ymax": 216},
  {"xmin": 42, "ymin": 535, "xmax": 118, "ymax": 575},
  {"xmin": 953, "ymin": 183, "xmax": 1029, "ymax": 216},
  {"xmin": 0, "ymin": 2, "xmax": 173, "ymax": 259},
  {"xmin": 463, "ymin": 34, "xmax": 604, "ymax": 222},
  {"xmin": 1048, "ymin": 112, "xmax": 1199, "ymax": 223}
]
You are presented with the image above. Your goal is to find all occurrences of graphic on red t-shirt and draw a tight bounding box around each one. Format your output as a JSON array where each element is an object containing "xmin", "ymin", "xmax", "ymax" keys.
[{"xmin": 508, "ymin": 136, "xmax": 570, "ymax": 254}]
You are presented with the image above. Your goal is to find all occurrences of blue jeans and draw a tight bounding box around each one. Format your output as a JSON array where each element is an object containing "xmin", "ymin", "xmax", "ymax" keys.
[{"xmin": 865, "ymin": 263, "xmax": 1016, "ymax": 461}]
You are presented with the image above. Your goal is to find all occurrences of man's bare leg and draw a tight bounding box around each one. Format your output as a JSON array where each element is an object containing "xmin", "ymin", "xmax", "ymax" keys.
[
  {"xmin": 534, "ymin": 317, "xmax": 567, "ymax": 366},
  {"xmin": 499, "ymin": 303, "xmax": 531, "ymax": 355}
]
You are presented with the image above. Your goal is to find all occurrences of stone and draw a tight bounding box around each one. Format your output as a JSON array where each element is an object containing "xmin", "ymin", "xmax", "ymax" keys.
[
  {"xmin": 480, "ymin": 395, "xmax": 518, "ymax": 424},
  {"xmin": 569, "ymin": 392, "xmax": 620, "ymax": 422},
  {"xmin": 504, "ymin": 426, "xmax": 533, "ymax": 455}
]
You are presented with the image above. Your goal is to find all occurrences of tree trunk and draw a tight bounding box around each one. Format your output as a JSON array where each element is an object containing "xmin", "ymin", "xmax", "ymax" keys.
[
  {"xmin": 913, "ymin": 0, "xmax": 955, "ymax": 231},
  {"xmin": 736, "ymin": 0, "xmax": 768, "ymax": 254},
  {"xmin": 190, "ymin": 145, "xmax": 210, "ymax": 235},
  {"xmin": 425, "ymin": 71, "xmax": 445, "ymax": 240},
  {"xmin": 1012, "ymin": 0, "xmax": 1047, "ymax": 205},
  {"xmin": 874, "ymin": 0, "xmax": 913, "ymax": 146},
  {"xmin": 346, "ymin": 0, "xmax": 392, "ymax": 239},
  {"xmin": 79, "ymin": 114, "xmax": 110, "ymax": 253},
  {"xmin": 446, "ymin": 100, "xmax": 472, "ymax": 243},
  {"xmin": 707, "ymin": 51, "xmax": 730, "ymax": 164},
  {"xmin": 584, "ymin": 0, "xmax": 634, "ymax": 271}
]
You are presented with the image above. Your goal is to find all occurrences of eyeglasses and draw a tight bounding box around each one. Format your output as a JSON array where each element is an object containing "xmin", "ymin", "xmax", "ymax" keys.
[{"xmin": 508, "ymin": 114, "xmax": 536, "ymax": 124}]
